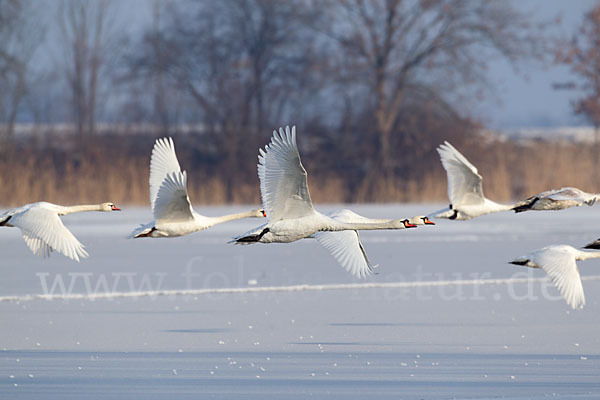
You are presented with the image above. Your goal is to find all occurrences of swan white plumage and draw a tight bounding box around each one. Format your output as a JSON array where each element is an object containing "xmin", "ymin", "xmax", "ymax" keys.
[
  {"xmin": 512, "ymin": 187, "xmax": 599, "ymax": 213},
  {"xmin": 0, "ymin": 202, "xmax": 121, "ymax": 261},
  {"xmin": 314, "ymin": 212, "xmax": 435, "ymax": 278},
  {"xmin": 131, "ymin": 137, "xmax": 265, "ymax": 238},
  {"xmin": 233, "ymin": 126, "xmax": 421, "ymax": 277},
  {"xmin": 431, "ymin": 141, "xmax": 514, "ymax": 220},
  {"xmin": 510, "ymin": 244, "xmax": 600, "ymax": 309}
]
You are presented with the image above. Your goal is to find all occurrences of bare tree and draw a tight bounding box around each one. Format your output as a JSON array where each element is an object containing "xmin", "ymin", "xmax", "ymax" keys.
[
  {"xmin": 137, "ymin": 0, "xmax": 318, "ymax": 200},
  {"xmin": 57, "ymin": 0, "xmax": 116, "ymax": 150},
  {"xmin": 556, "ymin": 3, "xmax": 600, "ymax": 181},
  {"xmin": 316, "ymin": 0, "xmax": 546, "ymax": 182},
  {"xmin": 118, "ymin": 1, "xmax": 186, "ymax": 130},
  {"xmin": 0, "ymin": 0, "xmax": 43, "ymax": 147}
]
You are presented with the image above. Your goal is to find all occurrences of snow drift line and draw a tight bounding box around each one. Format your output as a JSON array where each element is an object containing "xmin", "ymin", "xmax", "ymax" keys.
[{"xmin": 2, "ymin": 275, "xmax": 600, "ymax": 303}]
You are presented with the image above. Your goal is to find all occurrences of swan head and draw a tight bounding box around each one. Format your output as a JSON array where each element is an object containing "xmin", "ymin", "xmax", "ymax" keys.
[
  {"xmin": 402, "ymin": 219, "xmax": 417, "ymax": 228},
  {"xmin": 252, "ymin": 209, "xmax": 267, "ymax": 218},
  {"xmin": 408, "ymin": 216, "xmax": 435, "ymax": 226},
  {"xmin": 101, "ymin": 202, "xmax": 121, "ymax": 211}
]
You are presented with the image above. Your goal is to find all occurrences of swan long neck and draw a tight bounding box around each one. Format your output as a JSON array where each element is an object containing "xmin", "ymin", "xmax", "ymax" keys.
[
  {"xmin": 576, "ymin": 250, "xmax": 600, "ymax": 261},
  {"xmin": 60, "ymin": 204, "xmax": 106, "ymax": 215},
  {"xmin": 206, "ymin": 210, "xmax": 260, "ymax": 225},
  {"xmin": 326, "ymin": 219, "xmax": 405, "ymax": 231}
]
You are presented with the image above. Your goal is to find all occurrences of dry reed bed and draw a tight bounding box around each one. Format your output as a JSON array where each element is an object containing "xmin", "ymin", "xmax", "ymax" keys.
[{"xmin": 0, "ymin": 139, "xmax": 598, "ymax": 207}]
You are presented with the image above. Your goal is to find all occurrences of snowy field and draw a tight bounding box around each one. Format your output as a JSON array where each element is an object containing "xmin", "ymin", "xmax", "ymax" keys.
[{"xmin": 1, "ymin": 204, "xmax": 600, "ymax": 399}]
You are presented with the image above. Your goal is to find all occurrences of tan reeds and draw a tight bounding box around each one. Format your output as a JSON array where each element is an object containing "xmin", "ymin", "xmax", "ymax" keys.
[{"xmin": 1, "ymin": 139, "xmax": 599, "ymax": 207}]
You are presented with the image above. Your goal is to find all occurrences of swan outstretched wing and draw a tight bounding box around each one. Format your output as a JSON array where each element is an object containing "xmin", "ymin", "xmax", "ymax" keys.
[
  {"xmin": 534, "ymin": 247, "xmax": 585, "ymax": 309},
  {"xmin": 9, "ymin": 206, "xmax": 88, "ymax": 262},
  {"xmin": 437, "ymin": 141, "xmax": 484, "ymax": 206},
  {"xmin": 153, "ymin": 171, "xmax": 194, "ymax": 222},
  {"xmin": 22, "ymin": 233, "xmax": 53, "ymax": 258},
  {"xmin": 543, "ymin": 188, "xmax": 586, "ymax": 202},
  {"xmin": 314, "ymin": 231, "xmax": 374, "ymax": 278},
  {"xmin": 258, "ymin": 126, "xmax": 314, "ymax": 222},
  {"xmin": 328, "ymin": 209, "xmax": 377, "ymax": 223},
  {"xmin": 149, "ymin": 137, "xmax": 182, "ymax": 212}
]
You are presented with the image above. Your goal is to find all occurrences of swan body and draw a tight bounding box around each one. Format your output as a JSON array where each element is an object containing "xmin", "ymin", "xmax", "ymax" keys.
[
  {"xmin": 0, "ymin": 201, "xmax": 120, "ymax": 261},
  {"xmin": 510, "ymin": 244, "xmax": 600, "ymax": 309},
  {"xmin": 131, "ymin": 137, "xmax": 265, "ymax": 238},
  {"xmin": 233, "ymin": 126, "xmax": 421, "ymax": 278},
  {"xmin": 235, "ymin": 212, "xmax": 414, "ymax": 244},
  {"xmin": 512, "ymin": 187, "xmax": 599, "ymax": 213},
  {"xmin": 432, "ymin": 141, "xmax": 514, "ymax": 220}
]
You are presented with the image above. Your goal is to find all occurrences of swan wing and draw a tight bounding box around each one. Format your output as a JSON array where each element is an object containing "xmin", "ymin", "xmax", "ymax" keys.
[
  {"xmin": 149, "ymin": 137, "xmax": 182, "ymax": 212},
  {"xmin": 534, "ymin": 247, "xmax": 585, "ymax": 309},
  {"xmin": 153, "ymin": 171, "xmax": 195, "ymax": 222},
  {"xmin": 314, "ymin": 231, "xmax": 374, "ymax": 278},
  {"xmin": 22, "ymin": 232, "xmax": 53, "ymax": 258},
  {"xmin": 9, "ymin": 206, "xmax": 88, "ymax": 262},
  {"xmin": 258, "ymin": 126, "xmax": 314, "ymax": 221},
  {"xmin": 437, "ymin": 141, "xmax": 485, "ymax": 206},
  {"xmin": 543, "ymin": 188, "xmax": 586, "ymax": 202},
  {"xmin": 328, "ymin": 209, "xmax": 376, "ymax": 223}
]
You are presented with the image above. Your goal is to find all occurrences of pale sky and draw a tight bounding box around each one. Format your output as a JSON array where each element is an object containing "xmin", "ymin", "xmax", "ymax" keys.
[
  {"xmin": 477, "ymin": 0, "xmax": 597, "ymax": 129},
  {"xmin": 118, "ymin": 0, "xmax": 597, "ymax": 130},
  {"xmin": 33, "ymin": 0, "xmax": 598, "ymax": 130}
]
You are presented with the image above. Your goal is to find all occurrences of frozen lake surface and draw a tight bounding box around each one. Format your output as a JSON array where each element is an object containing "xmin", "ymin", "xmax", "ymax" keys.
[{"xmin": 1, "ymin": 204, "xmax": 599, "ymax": 399}]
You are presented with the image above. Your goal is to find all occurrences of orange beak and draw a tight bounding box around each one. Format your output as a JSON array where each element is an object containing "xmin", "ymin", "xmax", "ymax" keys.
[
  {"xmin": 111, "ymin": 205, "xmax": 121, "ymax": 211},
  {"xmin": 424, "ymin": 218, "xmax": 435, "ymax": 225},
  {"xmin": 404, "ymin": 222, "xmax": 417, "ymax": 228},
  {"xmin": 261, "ymin": 210, "xmax": 266, "ymax": 217}
]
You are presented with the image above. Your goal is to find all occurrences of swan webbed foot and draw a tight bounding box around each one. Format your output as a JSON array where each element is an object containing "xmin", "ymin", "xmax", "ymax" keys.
[
  {"xmin": 235, "ymin": 228, "xmax": 270, "ymax": 243},
  {"xmin": 134, "ymin": 227, "xmax": 157, "ymax": 238}
]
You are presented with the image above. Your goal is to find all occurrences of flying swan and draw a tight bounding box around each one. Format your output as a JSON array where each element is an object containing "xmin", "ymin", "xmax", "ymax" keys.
[
  {"xmin": 431, "ymin": 141, "xmax": 515, "ymax": 220},
  {"xmin": 233, "ymin": 126, "xmax": 422, "ymax": 278},
  {"xmin": 0, "ymin": 202, "xmax": 120, "ymax": 261},
  {"xmin": 512, "ymin": 187, "xmax": 599, "ymax": 213},
  {"xmin": 131, "ymin": 137, "xmax": 265, "ymax": 238},
  {"xmin": 510, "ymin": 244, "xmax": 600, "ymax": 309}
]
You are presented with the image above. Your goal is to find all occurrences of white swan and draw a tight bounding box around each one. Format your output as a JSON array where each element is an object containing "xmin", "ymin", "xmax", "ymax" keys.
[
  {"xmin": 510, "ymin": 244, "xmax": 600, "ymax": 309},
  {"xmin": 0, "ymin": 202, "xmax": 120, "ymax": 261},
  {"xmin": 512, "ymin": 187, "xmax": 599, "ymax": 213},
  {"xmin": 431, "ymin": 141, "xmax": 514, "ymax": 220},
  {"xmin": 131, "ymin": 137, "xmax": 265, "ymax": 238},
  {"xmin": 233, "ymin": 126, "xmax": 421, "ymax": 277}
]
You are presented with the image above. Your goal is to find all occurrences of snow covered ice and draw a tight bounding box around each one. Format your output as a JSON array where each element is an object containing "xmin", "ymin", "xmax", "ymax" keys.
[{"xmin": 1, "ymin": 204, "xmax": 599, "ymax": 399}]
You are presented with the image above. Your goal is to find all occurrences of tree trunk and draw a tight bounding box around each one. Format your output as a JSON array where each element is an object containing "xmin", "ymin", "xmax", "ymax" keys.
[{"xmin": 595, "ymin": 124, "xmax": 599, "ymax": 186}]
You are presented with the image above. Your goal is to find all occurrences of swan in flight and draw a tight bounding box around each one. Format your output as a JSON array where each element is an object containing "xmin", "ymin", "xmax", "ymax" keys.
[
  {"xmin": 431, "ymin": 141, "xmax": 514, "ymax": 220},
  {"xmin": 131, "ymin": 137, "xmax": 265, "ymax": 238},
  {"xmin": 512, "ymin": 187, "xmax": 599, "ymax": 213},
  {"xmin": 233, "ymin": 126, "xmax": 422, "ymax": 277},
  {"xmin": 510, "ymin": 245, "xmax": 600, "ymax": 309},
  {"xmin": 0, "ymin": 202, "xmax": 120, "ymax": 261}
]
